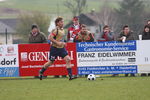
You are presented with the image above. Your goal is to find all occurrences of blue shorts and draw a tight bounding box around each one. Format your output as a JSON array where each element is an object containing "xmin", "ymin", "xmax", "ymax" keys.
[{"xmin": 49, "ymin": 46, "xmax": 68, "ymax": 61}]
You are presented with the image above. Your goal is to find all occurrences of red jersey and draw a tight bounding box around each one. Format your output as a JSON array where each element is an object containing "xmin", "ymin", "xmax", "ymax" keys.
[{"xmin": 67, "ymin": 24, "xmax": 81, "ymax": 42}]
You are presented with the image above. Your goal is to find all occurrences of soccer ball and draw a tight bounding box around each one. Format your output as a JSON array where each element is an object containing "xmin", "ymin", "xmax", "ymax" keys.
[{"xmin": 87, "ymin": 74, "xmax": 96, "ymax": 80}]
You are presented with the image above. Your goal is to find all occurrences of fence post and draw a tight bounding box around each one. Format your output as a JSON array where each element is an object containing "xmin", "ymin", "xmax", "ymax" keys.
[{"xmin": 5, "ymin": 28, "xmax": 7, "ymax": 44}]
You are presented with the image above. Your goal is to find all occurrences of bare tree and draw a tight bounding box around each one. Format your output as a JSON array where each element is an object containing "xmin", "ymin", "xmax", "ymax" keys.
[
  {"xmin": 96, "ymin": 3, "xmax": 118, "ymax": 34},
  {"xmin": 64, "ymin": 0, "xmax": 87, "ymax": 16},
  {"xmin": 17, "ymin": 12, "xmax": 50, "ymax": 43},
  {"xmin": 116, "ymin": 0, "xmax": 145, "ymax": 34}
]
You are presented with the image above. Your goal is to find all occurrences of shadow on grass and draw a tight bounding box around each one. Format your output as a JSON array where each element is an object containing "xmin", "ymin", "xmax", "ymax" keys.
[
  {"xmin": 0, "ymin": 73, "xmax": 147, "ymax": 81},
  {"xmin": 0, "ymin": 76, "xmax": 68, "ymax": 81}
]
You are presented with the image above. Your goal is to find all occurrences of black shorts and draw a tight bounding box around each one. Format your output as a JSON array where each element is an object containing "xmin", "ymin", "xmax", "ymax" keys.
[{"xmin": 49, "ymin": 46, "xmax": 68, "ymax": 61}]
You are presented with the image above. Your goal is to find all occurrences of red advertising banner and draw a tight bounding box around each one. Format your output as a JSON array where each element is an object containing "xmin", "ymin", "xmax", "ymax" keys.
[{"xmin": 18, "ymin": 43, "xmax": 77, "ymax": 76}]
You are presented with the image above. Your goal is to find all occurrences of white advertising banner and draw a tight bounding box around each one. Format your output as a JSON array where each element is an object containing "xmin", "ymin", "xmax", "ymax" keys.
[
  {"xmin": 77, "ymin": 51, "xmax": 137, "ymax": 66},
  {"xmin": 137, "ymin": 40, "xmax": 150, "ymax": 73},
  {"xmin": 0, "ymin": 45, "xmax": 19, "ymax": 77}
]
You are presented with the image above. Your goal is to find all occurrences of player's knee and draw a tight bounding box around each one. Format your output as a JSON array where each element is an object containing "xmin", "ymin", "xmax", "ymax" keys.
[
  {"xmin": 44, "ymin": 61, "xmax": 54, "ymax": 68},
  {"xmin": 65, "ymin": 57, "xmax": 71, "ymax": 63}
]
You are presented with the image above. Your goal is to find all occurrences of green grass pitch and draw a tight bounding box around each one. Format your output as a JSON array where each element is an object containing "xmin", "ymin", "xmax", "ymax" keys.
[{"xmin": 0, "ymin": 77, "xmax": 150, "ymax": 100}]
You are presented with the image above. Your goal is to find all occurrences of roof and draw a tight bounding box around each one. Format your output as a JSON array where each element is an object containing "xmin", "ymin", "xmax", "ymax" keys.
[
  {"xmin": 0, "ymin": 21, "xmax": 16, "ymax": 34},
  {"xmin": 0, "ymin": 19, "xmax": 18, "ymax": 29},
  {"xmin": 84, "ymin": 12, "xmax": 100, "ymax": 24},
  {"xmin": 79, "ymin": 13, "xmax": 98, "ymax": 26},
  {"xmin": 65, "ymin": 12, "xmax": 100, "ymax": 28}
]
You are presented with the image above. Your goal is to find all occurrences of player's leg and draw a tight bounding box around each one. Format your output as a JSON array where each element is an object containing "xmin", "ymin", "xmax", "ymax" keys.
[
  {"xmin": 40, "ymin": 60, "xmax": 54, "ymax": 74},
  {"xmin": 61, "ymin": 47, "xmax": 76, "ymax": 80},
  {"xmin": 39, "ymin": 60, "xmax": 54, "ymax": 80},
  {"xmin": 39, "ymin": 46, "xmax": 57, "ymax": 80},
  {"xmin": 63, "ymin": 55, "xmax": 74, "ymax": 80}
]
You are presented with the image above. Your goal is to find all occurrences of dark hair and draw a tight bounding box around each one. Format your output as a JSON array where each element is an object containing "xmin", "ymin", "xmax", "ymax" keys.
[
  {"xmin": 73, "ymin": 16, "xmax": 79, "ymax": 21},
  {"xmin": 55, "ymin": 17, "xmax": 63, "ymax": 26},
  {"xmin": 81, "ymin": 24, "xmax": 86, "ymax": 29},
  {"xmin": 103, "ymin": 25, "xmax": 109, "ymax": 30},
  {"xmin": 31, "ymin": 24, "xmax": 38, "ymax": 30},
  {"xmin": 143, "ymin": 25, "xmax": 150, "ymax": 32},
  {"xmin": 144, "ymin": 25, "xmax": 149, "ymax": 28},
  {"xmin": 123, "ymin": 25, "xmax": 129, "ymax": 30}
]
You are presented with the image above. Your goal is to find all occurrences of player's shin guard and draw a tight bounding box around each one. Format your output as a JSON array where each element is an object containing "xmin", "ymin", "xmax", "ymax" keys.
[
  {"xmin": 39, "ymin": 67, "xmax": 46, "ymax": 80},
  {"xmin": 67, "ymin": 68, "xmax": 72, "ymax": 79},
  {"xmin": 40, "ymin": 67, "xmax": 46, "ymax": 74}
]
